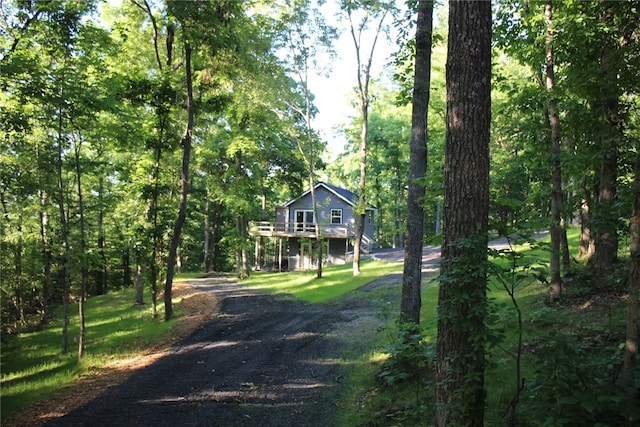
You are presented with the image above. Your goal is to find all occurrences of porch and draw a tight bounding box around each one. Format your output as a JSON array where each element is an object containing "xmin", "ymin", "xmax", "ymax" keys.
[{"xmin": 248, "ymin": 221, "xmax": 358, "ymax": 239}]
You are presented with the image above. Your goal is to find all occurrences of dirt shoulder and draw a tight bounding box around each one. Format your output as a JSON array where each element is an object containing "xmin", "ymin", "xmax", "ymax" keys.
[{"xmin": 9, "ymin": 273, "xmax": 400, "ymax": 427}]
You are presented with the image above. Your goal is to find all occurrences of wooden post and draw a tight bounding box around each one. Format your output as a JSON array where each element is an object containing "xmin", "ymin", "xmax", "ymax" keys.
[{"xmin": 278, "ymin": 237, "xmax": 283, "ymax": 272}]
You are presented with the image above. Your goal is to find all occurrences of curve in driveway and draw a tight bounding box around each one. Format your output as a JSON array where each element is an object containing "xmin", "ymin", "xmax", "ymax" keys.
[{"xmin": 45, "ymin": 276, "xmax": 397, "ymax": 427}]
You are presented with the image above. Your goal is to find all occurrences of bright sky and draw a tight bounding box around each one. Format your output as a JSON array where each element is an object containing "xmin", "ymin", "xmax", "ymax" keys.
[{"xmin": 306, "ymin": 1, "xmax": 399, "ymax": 160}]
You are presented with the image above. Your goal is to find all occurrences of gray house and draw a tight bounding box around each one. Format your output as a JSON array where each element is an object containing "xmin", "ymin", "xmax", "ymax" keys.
[{"xmin": 248, "ymin": 182, "xmax": 375, "ymax": 271}]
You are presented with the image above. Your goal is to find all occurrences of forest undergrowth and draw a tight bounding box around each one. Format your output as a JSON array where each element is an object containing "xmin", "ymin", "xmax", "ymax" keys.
[{"xmin": 343, "ymin": 242, "xmax": 638, "ymax": 426}]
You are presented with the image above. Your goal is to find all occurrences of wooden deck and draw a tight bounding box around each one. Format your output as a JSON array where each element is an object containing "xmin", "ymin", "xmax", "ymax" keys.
[{"xmin": 248, "ymin": 221, "xmax": 357, "ymax": 238}]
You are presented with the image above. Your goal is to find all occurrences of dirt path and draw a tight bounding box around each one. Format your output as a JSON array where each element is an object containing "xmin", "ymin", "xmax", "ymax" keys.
[{"xmin": 37, "ymin": 274, "xmax": 399, "ymax": 427}]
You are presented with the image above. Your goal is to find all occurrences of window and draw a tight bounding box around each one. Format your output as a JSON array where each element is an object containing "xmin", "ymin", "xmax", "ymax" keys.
[{"xmin": 331, "ymin": 209, "xmax": 342, "ymax": 224}]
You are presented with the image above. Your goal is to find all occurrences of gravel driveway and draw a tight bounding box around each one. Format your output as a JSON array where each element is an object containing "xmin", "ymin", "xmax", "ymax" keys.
[{"xmin": 44, "ymin": 275, "xmax": 401, "ymax": 427}]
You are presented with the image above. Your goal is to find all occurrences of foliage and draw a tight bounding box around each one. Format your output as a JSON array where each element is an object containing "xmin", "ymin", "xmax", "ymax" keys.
[
  {"xmin": 517, "ymin": 333, "xmax": 631, "ymax": 426},
  {"xmin": 377, "ymin": 322, "xmax": 433, "ymax": 386},
  {"xmin": 344, "ymin": 229, "xmax": 636, "ymax": 426},
  {"xmin": 0, "ymin": 0, "xmax": 318, "ymax": 332}
]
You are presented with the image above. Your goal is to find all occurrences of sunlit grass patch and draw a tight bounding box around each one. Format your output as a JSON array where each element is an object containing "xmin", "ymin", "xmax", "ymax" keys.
[
  {"xmin": 241, "ymin": 259, "xmax": 402, "ymax": 303},
  {"xmin": 0, "ymin": 285, "xmax": 182, "ymax": 420}
]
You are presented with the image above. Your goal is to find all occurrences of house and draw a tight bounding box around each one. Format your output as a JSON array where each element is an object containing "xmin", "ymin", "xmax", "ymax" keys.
[{"xmin": 248, "ymin": 182, "xmax": 375, "ymax": 271}]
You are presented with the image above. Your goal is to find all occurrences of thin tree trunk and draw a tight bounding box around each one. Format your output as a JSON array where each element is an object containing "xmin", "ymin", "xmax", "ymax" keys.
[
  {"xmin": 74, "ymin": 137, "xmax": 88, "ymax": 360},
  {"xmin": 546, "ymin": 0, "xmax": 563, "ymax": 297},
  {"xmin": 39, "ymin": 191, "xmax": 53, "ymax": 324},
  {"xmin": 579, "ymin": 180, "xmax": 596, "ymax": 258},
  {"xmin": 14, "ymin": 227, "xmax": 25, "ymax": 325},
  {"xmin": 560, "ymin": 215, "xmax": 570, "ymax": 271},
  {"xmin": 346, "ymin": 6, "xmax": 388, "ymax": 277},
  {"xmin": 150, "ymin": 142, "xmax": 162, "ymax": 317},
  {"xmin": 401, "ymin": 0, "xmax": 433, "ymax": 325},
  {"xmin": 203, "ymin": 196, "xmax": 210, "ymax": 271},
  {"xmin": 95, "ymin": 175, "xmax": 107, "ymax": 296},
  {"xmin": 56, "ymin": 101, "xmax": 71, "ymax": 354},
  {"xmin": 164, "ymin": 43, "xmax": 194, "ymax": 321},
  {"xmin": 134, "ymin": 263, "xmax": 145, "ymax": 305},
  {"xmin": 353, "ymin": 105, "xmax": 367, "ymax": 277},
  {"xmin": 236, "ymin": 214, "xmax": 250, "ymax": 279},
  {"xmin": 436, "ymin": 0, "xmax": 491, "ymax": 424},
  {"xmin": 208, "ymin": 201, "xmax": 222, "ymax": 271}
]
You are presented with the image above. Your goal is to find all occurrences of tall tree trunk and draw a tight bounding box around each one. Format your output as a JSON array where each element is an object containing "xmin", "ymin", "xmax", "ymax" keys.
[
  {"xmin": 400, "ymin": 0, "xmax": 433, "ymax": 325},
  {"xmin": 546, "ymin": 0, "xmax": 563, "ymax": 297},
  {"xmin": 591, "ymin": 142, "xmax": 618, "ymax": 268},
  {"xmin": 346, "ymin": 6, "xmax": 389, "ymax": 277},
  {"xmin": 37, "ymin": 134, "xmax": 53, "ymax": 323},
  {"xmin": 624, "ymin": 150, "xmax": 640, "ymax": 424},
  {"xmin": 208, "ymin": 201, "xmax": 222, "ymax": 272},
  {"xmin": 14, "ymin": 226, "xmax": 25, "ymax": 325},
  {"xmin": 353, "ymin": 104, "xmax": 367, "ymax": 277},
  {"xmin": 236, "ymin": 214, "xmax": 250, "ymax": 279},
  {"xmin": 39, "ymin": 191, "xmax": 53, "ymax": 324},
  {"xmin": 95, "ymin": 175, "xmax": 107, "ymax": 296},
  {"xmin": 164, "ymin": 43, "xmax": 194, "ymax": 321},
  {"xmin": 56, "ymin": 103, "xmax": 71, "ymax": 354},
  {"xmin": 150, "ymin": 142, "xmax": 162, "ymax": 317},
  {"xmin": 74, "ymin": 138, "xmax": 88, "ymax": 360},
  {"xmin": 590, "ymin": 4, "xmax": 620, "ymax": 270},
  {"xmin": 203, "ymin": 195, "xmax": 210, "ymax": 271},
  {"xmin": 579, "ymin": 179, "xmax": 596, "ymax": 258},
  {"xmin": 560, "ymin": 215, "xmax": 570, "ymax": 271},
  {"xmin": 435, "ymin": 1, "xmax": 491, "ymax": 425}
]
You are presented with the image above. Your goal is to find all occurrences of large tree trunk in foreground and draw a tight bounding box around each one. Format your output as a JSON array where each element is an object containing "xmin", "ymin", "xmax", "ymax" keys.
[
  {"xmin": 400, "ymin": 0, "xmax": 433, "ymax": 324},
  {"xmin": 624, "ymin": 150, "xmax": 639, "ymax": 424},
  {"xmin": 435, "ymin": 1, "xmax": 491, "ymax": 425}
]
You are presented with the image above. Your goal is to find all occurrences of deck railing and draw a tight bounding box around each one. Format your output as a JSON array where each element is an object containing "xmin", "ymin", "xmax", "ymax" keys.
[{"xmin": 248, "ymin": 221, "xmax": 356, "ymax": 238}]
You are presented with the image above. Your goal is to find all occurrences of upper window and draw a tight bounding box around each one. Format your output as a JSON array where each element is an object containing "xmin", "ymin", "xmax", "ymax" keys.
[{"xmin": 331, "ymin": 209, "xmax": 342, "ymax": 224}]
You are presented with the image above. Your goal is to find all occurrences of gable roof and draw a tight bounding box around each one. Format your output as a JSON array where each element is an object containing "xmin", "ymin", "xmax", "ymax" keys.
[{"xmin": 283, "ymin": 182, "xmax": 375, "ymax": 210}]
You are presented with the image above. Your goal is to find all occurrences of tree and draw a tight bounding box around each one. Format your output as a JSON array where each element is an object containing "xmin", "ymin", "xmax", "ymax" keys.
[
  {"xmin": 278, "ymin": 0, "xmax": 337, "ymax": 279},
  {"xmin": 400, "ymin": 0, "xmax": 433, "ymax": 324},
  {"xmin": 625, "ymin": 146, "xmax": 640, "ymax": 424},
  {"xmin": 587, "ymin": 1, "xmax": 624, "ymax": 271},
  {"xmin": 545, "ymin": 0, "xmax": 563, "ymax": 297},
  {"xmin": 341, "ymin": 0, "xmax": 396, "ymax": 276},
  {"xmin": 1, "ymin": 0, "xmax": 108, "ymax": 354},
  {"xmin": 162, "ymin": 0, "xmax": 246, "ymax": 319},
  {"xmin": 435, "ymin": 0, "xmax": 492, "ymax": 425}
]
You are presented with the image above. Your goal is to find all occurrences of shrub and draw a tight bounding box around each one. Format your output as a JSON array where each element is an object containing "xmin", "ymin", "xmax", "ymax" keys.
[{"xmin": 516, "ymin": 333, "xmax": 628, "ymax": 426}]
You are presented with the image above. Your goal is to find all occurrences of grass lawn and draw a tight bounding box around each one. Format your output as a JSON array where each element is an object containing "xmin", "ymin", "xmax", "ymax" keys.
[
  {"xmin": 338, "ymin": 227, "xmax": 633, "ymax": 425},
  {"xmin": 241, "ymin": 258, "xmax": 403, "ymax": 303},
  {"xmin": 0, "ymin": 260, "xmax": 402, "ymax": 422},
  {"xmin": 4, "ymin": 230, "xmax": 631, "ymax": 425},
  {"xmin": 1, "ymin": 286, "xmax": 184, "ymax": 419}
]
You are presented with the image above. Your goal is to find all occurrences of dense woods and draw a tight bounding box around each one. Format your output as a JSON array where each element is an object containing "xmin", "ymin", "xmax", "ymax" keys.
[{"xmin": 1, "ymin": 0, "xmax": 639, "ymax": 424}]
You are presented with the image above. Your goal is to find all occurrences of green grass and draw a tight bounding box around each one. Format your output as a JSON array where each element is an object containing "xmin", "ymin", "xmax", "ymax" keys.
[
  {"xmin": 337, "ymin": 227, "xmax": 631, "ymax": 425},
  {"xmin": 0, "ymin": 286, "xmax": 182, "ymax": 419},
  {"xmin": 5, "ymin": 231, "xmax": 627, "ymax": 425},
  {"xmin": 241, "ymin": 259, "xmax": 403, "ymax": 303},
  {"xmin": 0, "ymin": 260, "xmax": 402, "ymax": 421}
]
